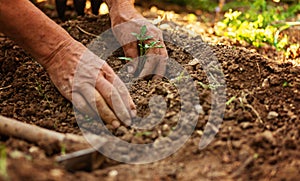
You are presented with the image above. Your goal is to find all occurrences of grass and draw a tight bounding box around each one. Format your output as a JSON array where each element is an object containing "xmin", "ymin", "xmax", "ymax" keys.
[
  {"xmin": 0, "ymin": 145, "xmax": 8, "ymax": 180},
  {"xmin": 215, "ymin": 0, "xmax": 300, "ymax": 53}
]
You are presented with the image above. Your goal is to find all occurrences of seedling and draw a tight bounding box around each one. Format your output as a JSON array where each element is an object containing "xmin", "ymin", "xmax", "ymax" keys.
[
  {"xmin": 198, "ymin": 81, "xmax": 221, "ymax": 90},
  {"xmin": 119, "ymin": 25, "xmax": 164, "ymax": 75},
  {"xmin": 226, "ymin": 96, "xmax": 236, "ymax": 106},
  {"xmin": 35, "ymin": 80, "xmax": 50, "ymax": 104}
]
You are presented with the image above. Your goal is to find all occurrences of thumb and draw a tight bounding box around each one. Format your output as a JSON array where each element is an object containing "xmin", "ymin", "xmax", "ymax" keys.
[{"xmin": 123, "ymin": 43, "xmax": 139, "ymax": 74}]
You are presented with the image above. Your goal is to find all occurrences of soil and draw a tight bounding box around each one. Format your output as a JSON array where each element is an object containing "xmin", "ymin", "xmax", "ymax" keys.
[{"xmin": 0, "ymin": 3, "xmax": 300, "ymax": 181}]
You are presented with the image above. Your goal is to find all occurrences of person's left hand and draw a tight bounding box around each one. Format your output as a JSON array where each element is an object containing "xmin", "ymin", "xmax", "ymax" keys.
[{"xmin": 108, "ymin": 1, "xmax": 168, "ymax": 79}]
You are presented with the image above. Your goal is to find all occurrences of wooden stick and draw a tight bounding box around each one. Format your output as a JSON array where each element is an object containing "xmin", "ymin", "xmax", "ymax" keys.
[{"xmin": 0, "ymin": 115, "xmax": 93, "ymax": 146}]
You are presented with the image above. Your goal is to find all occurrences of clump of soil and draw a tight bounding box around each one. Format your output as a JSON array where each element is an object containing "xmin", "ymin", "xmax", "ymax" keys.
[{"xmin": 0, "ymin": 12, "xmax": 300, "ymax": 181}]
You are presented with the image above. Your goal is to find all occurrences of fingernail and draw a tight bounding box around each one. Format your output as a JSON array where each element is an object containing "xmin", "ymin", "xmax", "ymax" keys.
[
  {"xmin": 112, "ymin": 121, "xmax": 120, "ymax": 128},
  {"xmin": 127, "ymin": 65, "xmax": 134, "ymax": 73}
]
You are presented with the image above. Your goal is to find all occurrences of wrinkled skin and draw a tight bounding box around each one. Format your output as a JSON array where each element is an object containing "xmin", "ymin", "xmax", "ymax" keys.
[
  {"xmin": 45, "ymin": 41, "xmax": 136, "ymax": 127},
  {"xmin": 0, "ymin": 0, "xmax": 168, "ymax": 127}
]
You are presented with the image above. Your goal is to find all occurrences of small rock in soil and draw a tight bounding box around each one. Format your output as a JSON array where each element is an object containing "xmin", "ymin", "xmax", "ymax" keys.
[
  {"xmin": 267, "ymin": 111, "xmax": 279, "ymax": 119},
  {"xmin": 261, "ymin": 130, "xmax": 276, "ymax": 146}
]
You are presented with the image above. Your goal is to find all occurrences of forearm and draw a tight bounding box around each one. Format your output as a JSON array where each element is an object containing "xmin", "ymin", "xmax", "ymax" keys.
[{"xmin": 0, "ymin": 0, "xmax": 77, "ymax": 68}]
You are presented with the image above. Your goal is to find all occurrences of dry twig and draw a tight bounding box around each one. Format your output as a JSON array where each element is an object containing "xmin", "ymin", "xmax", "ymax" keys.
[{"xmin": 76, "ymin": 25, "xmax": 98, "ymax": 38}]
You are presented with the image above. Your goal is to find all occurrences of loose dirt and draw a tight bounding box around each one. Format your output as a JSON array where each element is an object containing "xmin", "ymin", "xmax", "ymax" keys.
[{"xmin": 0, "ymin": 4, "xmax": 299, "ymax": 181}]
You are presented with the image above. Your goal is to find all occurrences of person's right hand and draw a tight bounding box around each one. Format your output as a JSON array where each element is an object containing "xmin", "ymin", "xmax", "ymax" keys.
[{"xmin": 42, "ymin": 40, "xmax": 136, "ymax": 128}]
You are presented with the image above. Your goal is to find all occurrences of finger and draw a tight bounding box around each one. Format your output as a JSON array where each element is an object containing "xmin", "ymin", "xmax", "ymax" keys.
[
  {"xmin": 140, "ymin": 36, "xmax": 168, "ymax": 78},
  {"xmin": 123, "ymin": 43, "xmax": 139, "ymax": 74},
  {"xmin": 153, "ymin": 56, "xmax": 167, "ymax": 80},
  {"xmin": 138, "ymin": 56, "xmax": 156, "ymax": 78},
  {"xmin": 94, "ymin": 89, "xmax": 120, "ymax": 128},
  {"xmin": 74, "ymin": 84, "xmax": 121, "ymax": 128},
  {"xmin": 138, "ymin": 46, "xmax": 162, "ymax": 78},
  {"xmin": 72, "ymin": 92, "xmax": 98, "ymax": 118},
  {"xmin": 153, "ymin": 47, "xmax": 168, "ymax": 80},
  {"xmin": 101, "ymin": 64, "xmax": 137, "ymax": 117},
  {"xmin": 112, "ymin": 77, "xmax": 137, "ymax": 117},
  {"xmin": 95, "ymin": 76, "xmax": 132, "ymax": 125}
]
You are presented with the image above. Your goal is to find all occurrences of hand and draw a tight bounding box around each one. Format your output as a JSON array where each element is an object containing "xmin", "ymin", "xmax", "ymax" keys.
[
  {"xmin": 0, "ymin": 0, "xmax": 135, "ymax": 127},
  {"xmin": 108, "ymin": 1, "xmax": 168, "ymax": 79},
  {"xmin": 43, "ymin": 40, "xmax": 136, "ymax": 128}
]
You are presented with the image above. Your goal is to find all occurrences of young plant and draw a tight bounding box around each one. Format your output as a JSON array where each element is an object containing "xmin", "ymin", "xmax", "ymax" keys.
[
  {"xmin": 215, "ymin": 0, "xmax": 300, "ymax": 50},
  {"xmin": 119, "ymin": 25, "xmax": 164, "ymax": 75}
]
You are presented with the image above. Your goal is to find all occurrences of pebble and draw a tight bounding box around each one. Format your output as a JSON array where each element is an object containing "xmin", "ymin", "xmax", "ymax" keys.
[
  {"xmin": 261, "ymin": 130, "xmax": 276, "ymax": 145},
  {"xmin": 194, "ymin": 104, "xmax": 204, "ymax": 115},
  {"xmin": 29, "ymin": 146, "xmax": 39, "ymax": 153},
  {"xmin": 121, "ymin": 133, "xmax": 133, "ymax": 142},
  {"xmin": 267, "ymin": 111, "xmax": 279, "ymax": 119},
  {"xmin": 108, "ymin": 170, "xmax": 118, "ymax": 177},
  {"xmin": 162, "ymin": 124, "xmax": 170, "ymax": 131},
  {"xmin": 116, "ymin": 126, "xmax": 128, "ymax": 135},
  {"xmin": 261, "ymin": 78, "xmax": 270, "ymax": 88},
  {"xmin": 240, "ymin": 122, "xmax": 252, "ymax": 129},
  {"xmin": 159, "ymin": 23, "xmax": 171, "ymax": 30},
  {"xmin": 50, "ymin": 169, "xmax": 63, "ymax": 177},
  {"xmin": 9, "ymin": 150, "xmax": 24, "ymax": 159}
]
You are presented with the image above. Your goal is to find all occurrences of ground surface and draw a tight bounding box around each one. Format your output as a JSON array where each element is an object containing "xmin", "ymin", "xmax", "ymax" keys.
[{"xmin": 0, "ymin": 3, "xmax": 300, "ymax": 181}]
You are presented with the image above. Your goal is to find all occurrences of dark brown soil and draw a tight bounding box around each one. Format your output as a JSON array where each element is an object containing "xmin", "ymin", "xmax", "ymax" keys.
[{"xmin": 0, "ymin": 4, "xmax": 300, "ymax": 181}]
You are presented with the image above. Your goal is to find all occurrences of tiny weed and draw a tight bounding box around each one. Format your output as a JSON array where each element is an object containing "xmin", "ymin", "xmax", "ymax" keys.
[
  {"xmin": 226, "ymin": 96, "xmax": 236, "ymax": 106},
  {"xmin": 119, "ymin": 25, "xmax": 164, "ymax": 75},
  {"xmin": 283, "ymin": 81, "xmax": 289, "ymax": 87},
  {"xmin": 35, "ymin": 80, "xmax": 50, "ymax": 104},
  {"xmin": 198, "ymin": 81, "xmax": 221, "ymax": 90},
  {"xmin": 176, "ymin": 71, "xmax": 186, "ymax": 82},
  {"xmin": 118, "ymin": 57, "xmax": 133, "ymax": 61}
]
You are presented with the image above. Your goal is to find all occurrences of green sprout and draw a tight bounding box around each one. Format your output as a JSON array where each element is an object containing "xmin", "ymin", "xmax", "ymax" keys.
[
  {"xmin": 226, "ymin": 96, "xmax": 236, "ymax": 106},
  {"xmin": 119, "ymin": 25, "xmax": 164, "ymax": 75},
  {"xmin": 35, "ymin": 80, "xmax": 50, "ymax": 104}
]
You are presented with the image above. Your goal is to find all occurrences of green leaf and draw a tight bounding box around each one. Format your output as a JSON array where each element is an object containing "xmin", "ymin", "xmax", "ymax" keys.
[
  {"xmin": 226, "ymin": 96, "xmax": 236, "ymax": 106},
  {"xmin": 144, "ymin": 35, "xmax": 153, "ymax": 40},
  {"xmin": 131, "ymin": 32, "xmax": 139, "ymax": 37},
  {"xmin": 282, "ymin": 81, "xmax": 289, "ymax": 87},
  {"xmin": 144, "ymin": 44, "xmax": 150, "ymax": 49},
  {"xmin": 149, "ymin": 41, "xmax": 158, "ymax": 47},
  {"xmin": 118, "ymin": 57, "xmax": 133, "ymax": 61},
  {"xmin": 140, "ymin": 25, "xmax": 147, "ymax": 37}
]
